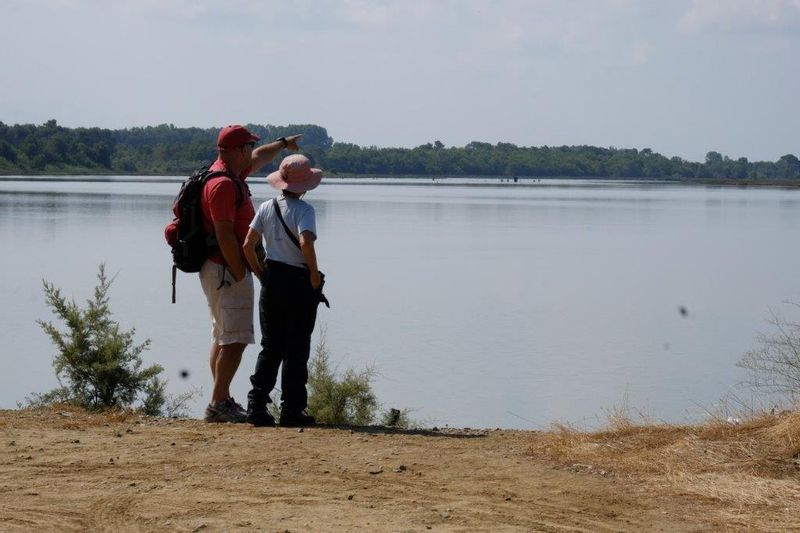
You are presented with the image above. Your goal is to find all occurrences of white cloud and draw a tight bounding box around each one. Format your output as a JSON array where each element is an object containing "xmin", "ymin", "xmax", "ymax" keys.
[
  {"xmin": 337, "ymin": 0, "xmax": 437, "ymax": 26},
  {"xmin": 680, "ymin": 0, "xmax": 800, "ymax": 32},
  {"xmin": 630, "ymin": 40, "xmax": 654, "ymax": 65}
]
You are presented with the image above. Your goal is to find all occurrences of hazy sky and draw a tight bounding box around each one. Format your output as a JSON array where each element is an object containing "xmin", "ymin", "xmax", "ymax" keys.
[{"xmin": 1, "ymin": 0, "xmax": 798, "ymax": 161}]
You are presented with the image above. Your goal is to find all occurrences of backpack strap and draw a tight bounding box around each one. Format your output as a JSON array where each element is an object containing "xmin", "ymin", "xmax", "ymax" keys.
[
  {"xmin": 202, "ymin": 169, "xmax": 247, "ymax": 208},
  {"xmin": 171, "ymin": 264, "xmax": 177, "ymax": 304},
  {"xmin": 201, "ymin": 169, "xmax": 249, "ymax": 251}
]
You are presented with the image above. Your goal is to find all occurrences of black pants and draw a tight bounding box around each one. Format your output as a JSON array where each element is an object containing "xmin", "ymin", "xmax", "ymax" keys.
[{"xmin": 248, "ymin": 260, "xmax": 318, "ymax": 413}]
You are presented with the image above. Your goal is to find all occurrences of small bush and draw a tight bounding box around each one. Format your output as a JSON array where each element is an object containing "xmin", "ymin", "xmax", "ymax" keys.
[
  {"xmin": 264, "ymin": 328, "xmax": 415, "ymax": 428},
  {"xmin": 379, "ymin": 407, "xmax": 417, "ymax": 429},
  {"xmin": 33, "ymin": 264, "xmax": 166, "ymax": 413},
  {"xmin": 306, "ymin": 329, "xmax": 379, "ymax": 425},
  {"xmin": 140, "ymin": 376, "xmax": 167, "ymax": 416},
  {"xmin": 738, "ymin": 304, "xmax": 800, "ymax": 400},
  {"xmin": 161, "ymin": 387, "xmax": 201, "ymax": 418}
]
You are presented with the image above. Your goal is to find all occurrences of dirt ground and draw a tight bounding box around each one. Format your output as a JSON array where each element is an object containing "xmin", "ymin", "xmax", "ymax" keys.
[{"xmin": 0, "ymin": 408, "xmax": 786, "ymax": 532}]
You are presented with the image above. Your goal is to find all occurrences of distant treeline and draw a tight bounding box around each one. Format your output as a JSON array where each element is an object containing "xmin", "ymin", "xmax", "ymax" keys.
[{"xmin": 1, "ymin": 120, "xmax": 798, "ymax": 180}]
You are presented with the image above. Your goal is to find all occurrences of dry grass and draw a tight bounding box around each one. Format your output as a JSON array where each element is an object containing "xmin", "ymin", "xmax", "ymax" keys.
[
  {"xmin": 533, "ymin": 410, "xmax": 800, "ymax": 477},
  {"xmin": 529, "ymin": 409, "xmax": 800, "ymax": 528},
  {"xmin": 13, "ymin": 403, "xmax": 148, "ymax": 430}
]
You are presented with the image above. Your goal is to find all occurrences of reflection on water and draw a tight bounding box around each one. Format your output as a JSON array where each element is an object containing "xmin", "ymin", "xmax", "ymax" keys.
[{"xmin": 2, "ymin": 178, "xmax": 799, "ymax": 429}]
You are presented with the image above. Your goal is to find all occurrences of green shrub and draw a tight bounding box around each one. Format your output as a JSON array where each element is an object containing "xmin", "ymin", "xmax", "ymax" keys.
[
  {"xmin": 32, "ymin": 264, "xmax": 166, "ymax": 413},
  {"xmin": 306, "ymin": 330, "xmax": 378, "ymax": 425},
  {"xmin": 140, "ymin": 375, "xmax": 167, "ymax": 416},
  {"xmin": 264, "ymin": 329, "xmax": 416, "ymax": 428}
]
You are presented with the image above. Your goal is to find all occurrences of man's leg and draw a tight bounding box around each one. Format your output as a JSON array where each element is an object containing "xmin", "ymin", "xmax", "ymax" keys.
[
  {"xmin": 209, "ymin": 343, "xmax": 220, "ymax": 381},
  {"xmin": 199, "ymin": 261, "xmax": 254, "ymax": 422},
  {"xmin": 212, "ymin": 342, "xmax": 245, "ymax": 403}
]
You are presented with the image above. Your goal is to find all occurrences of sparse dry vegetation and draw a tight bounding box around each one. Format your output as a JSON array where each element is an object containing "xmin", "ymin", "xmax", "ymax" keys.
[
  {"xmin": 535, "ymin": 411, "xmax": 800, "ymax": 476},
  {"xmin": 528, "ymin": 409, "xmax": 800, "ymax": 529},
  {"xmin": 519, "ymin": 303, "xmax": 800, "ymax": 529},
  {"xmin": 738, "ymin": 303, "xmax": 800, "ymax": 399}
]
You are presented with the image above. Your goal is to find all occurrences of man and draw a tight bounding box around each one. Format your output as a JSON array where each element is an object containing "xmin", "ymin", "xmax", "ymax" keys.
[{"xmin": 200, "ymin": 124, "xmax": 300, "ymax": 423}]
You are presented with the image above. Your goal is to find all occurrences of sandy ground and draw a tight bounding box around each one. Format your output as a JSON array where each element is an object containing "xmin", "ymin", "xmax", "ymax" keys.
[{"xmin": 0, "ymin": 408, "xmax": 755, "ymax": 532}]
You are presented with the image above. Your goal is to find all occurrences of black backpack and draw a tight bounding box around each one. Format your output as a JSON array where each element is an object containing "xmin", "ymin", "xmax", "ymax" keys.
[{"xmin": 165, "ymin": 165, "xmax": 245, "ymax": 303}]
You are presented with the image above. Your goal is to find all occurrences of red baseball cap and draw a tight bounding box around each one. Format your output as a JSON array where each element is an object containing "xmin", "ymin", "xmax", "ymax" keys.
[{"xmin": 217, "ymin": 125, "xmax": 260, "ymax": 149}]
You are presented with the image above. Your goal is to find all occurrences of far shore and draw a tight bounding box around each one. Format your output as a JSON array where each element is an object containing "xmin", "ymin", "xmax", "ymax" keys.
[{"xmin": 1, "ymin": 172, "xmax": 799, "ymax": 188}]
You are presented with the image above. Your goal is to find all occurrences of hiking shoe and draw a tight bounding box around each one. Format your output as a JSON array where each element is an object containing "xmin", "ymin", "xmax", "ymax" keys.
[
  {"xmin": 246, "ymin": 401, "xmax": 276, "ymax": 427},
  {"xmin": 279, "ymin": 411, "xmax": 316, "ymax": 427},
  {"xmin": 227, "ymin": 397, "xmax": 247, "ymax": 417},
  {"xmin": 204, "ymin": 400, "xmax": 246, "ymax": 423}
]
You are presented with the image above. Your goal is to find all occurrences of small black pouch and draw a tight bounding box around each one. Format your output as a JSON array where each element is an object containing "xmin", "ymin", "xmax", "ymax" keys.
[{"xmin": 315, "ymin": 272, "xmax": 330, "ymax": 308}]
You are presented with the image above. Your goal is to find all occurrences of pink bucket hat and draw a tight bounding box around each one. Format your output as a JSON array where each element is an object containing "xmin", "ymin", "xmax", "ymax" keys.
[{"xmin": 267, "ymin": 154, "xmax": 323, "ymax": 193}]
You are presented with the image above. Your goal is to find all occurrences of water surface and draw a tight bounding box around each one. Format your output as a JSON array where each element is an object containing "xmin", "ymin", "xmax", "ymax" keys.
[{"xmin": 2, "ymin": 177, "xmax": 798, "ymax": 428}]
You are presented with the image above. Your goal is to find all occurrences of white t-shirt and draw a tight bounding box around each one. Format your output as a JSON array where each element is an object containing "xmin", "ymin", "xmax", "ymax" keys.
[{"xmin": 250, "ymin": 195, "xmax": 316, "ymax": 268}]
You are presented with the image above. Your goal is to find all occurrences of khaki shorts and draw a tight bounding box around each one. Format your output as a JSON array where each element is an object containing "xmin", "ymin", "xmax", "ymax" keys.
[{"xmin": 199, "ymin": 261, "xmax": 255, "ymax": 346}]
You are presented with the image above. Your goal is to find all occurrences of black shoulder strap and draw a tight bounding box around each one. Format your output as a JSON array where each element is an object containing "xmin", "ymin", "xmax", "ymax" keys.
[
  {"xmin": 270, "ymin": 197, "xmax": 330, "ymax": 308},
  {"xmin": 272, "ymin": 197, "xmax": 301, "ymax": 250}
]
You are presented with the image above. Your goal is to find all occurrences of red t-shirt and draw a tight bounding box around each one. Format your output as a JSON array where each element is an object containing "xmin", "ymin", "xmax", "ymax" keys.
[{"xmin": 201, "ymin": 159, "xmax": 255, "ymax": 264}]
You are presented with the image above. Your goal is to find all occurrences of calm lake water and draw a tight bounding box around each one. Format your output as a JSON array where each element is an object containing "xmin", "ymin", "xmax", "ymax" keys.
[{"xmin": 2, "ymin": 176, "xmax": 799, "ymax": 429}]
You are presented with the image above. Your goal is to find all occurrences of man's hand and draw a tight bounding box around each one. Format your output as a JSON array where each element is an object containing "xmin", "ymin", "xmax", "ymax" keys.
[
  {"xmin": 251, "ymin": 133, "xmax": 303, "ymax": 173},
  {"xmin": 229, "ymin": 264, "xmax": 246, "ymax": 283},
  {"xmin": 285, "ymin": 134, "xmax": 302, "ymax": 151},
  {"xmin": 310, "ymin": 270, "xmax": 321, "ymax": 290}
]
